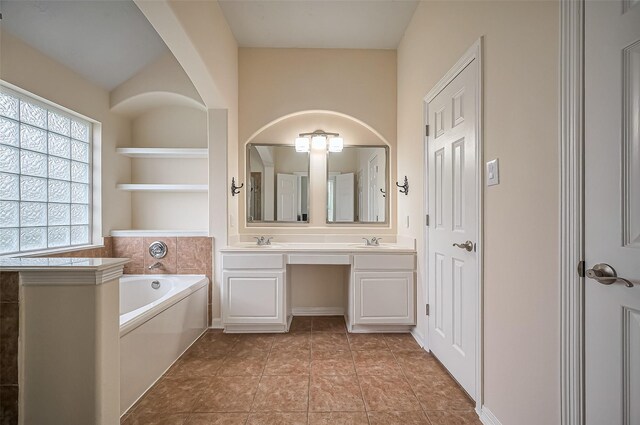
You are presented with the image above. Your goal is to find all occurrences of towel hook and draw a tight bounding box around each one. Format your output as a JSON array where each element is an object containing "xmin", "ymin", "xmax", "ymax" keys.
[
  {"xmin": 231, "ymin": 177, "xmax": 244, "ymax": 197},
  {"xmin": 396, "ymin": 176, "xmax": 409, "ymax": 195}
]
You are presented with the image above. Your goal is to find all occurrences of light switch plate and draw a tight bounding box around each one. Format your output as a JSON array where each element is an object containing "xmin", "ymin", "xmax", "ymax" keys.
[{"xmin": 486, "ymin": 159, "xmax": 500, "ymax": 186}]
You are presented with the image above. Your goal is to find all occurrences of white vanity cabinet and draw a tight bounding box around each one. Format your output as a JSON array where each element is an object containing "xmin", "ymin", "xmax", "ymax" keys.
[
  {"xmin": 222, "ymin": 253, "xmax": 289, "ymax": 332},
  {"xmin": 350, "ymin": 254, "xmax": 416, "ymax": 327},
  {"xmin": 220, "ymin": 247, "xmax": 416, "ymax": 333}
]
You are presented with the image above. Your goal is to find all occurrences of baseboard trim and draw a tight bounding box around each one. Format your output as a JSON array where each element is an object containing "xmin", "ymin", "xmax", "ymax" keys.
[
  {"xmin": 410, "ymin": 327, "xmax": 426, "ymax": 348},
  {"xmin": 291, "ymin": 307, "xmax": 345, "ymax": 316},
  {"xmin": 479, "ymin": 407, "xmax": 503, "ymax": 425},
  {"xmin": 210, "ymin": 318, "xmax": 223, "ymax": 329}
]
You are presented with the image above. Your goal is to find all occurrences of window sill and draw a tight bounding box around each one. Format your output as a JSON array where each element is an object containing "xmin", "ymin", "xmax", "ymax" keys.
[{"xmin": 2, "ymin": 244, "xmax": 107, "ymax": 259}]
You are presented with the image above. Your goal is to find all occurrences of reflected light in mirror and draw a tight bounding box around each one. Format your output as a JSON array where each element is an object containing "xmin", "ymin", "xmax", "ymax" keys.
[
  {"xmin": 311, "ymin": 135, "xmax": 327, "ymax": 150},
  {"xmin": 295, "ymin": 137, "xmax": 310, "ymax": 152},
  {"xmin": 328, "ymin": 137, "xmax": 343, "ymax": 152}
]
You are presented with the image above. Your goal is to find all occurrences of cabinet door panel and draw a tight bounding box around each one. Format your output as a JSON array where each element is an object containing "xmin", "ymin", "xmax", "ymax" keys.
[
  {"xmin": 354, "ymin": 271, "xmax": 415, "ymax": 325},
  {"xmin": 223, "ymin": 271, "xmax": 284, "ymax": 324}
]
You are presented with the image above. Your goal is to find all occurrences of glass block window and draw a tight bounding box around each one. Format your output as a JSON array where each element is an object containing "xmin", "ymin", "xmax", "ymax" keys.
[{"xmin": 0, "ymin": 86, "xmax": 92, "ymax": 255}]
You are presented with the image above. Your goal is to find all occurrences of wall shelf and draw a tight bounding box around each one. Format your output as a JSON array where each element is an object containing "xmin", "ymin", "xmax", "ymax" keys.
[
  {"xmin": 116, "ymin": 184, "xmax": 208, "ymax": 192},
  {"xmin": 110, "ymin": 230, "xmax": 209, "ymax": 237},
  {"xmin": 116, "ymin": 148, "xmax": 208, "ymax": 159}
]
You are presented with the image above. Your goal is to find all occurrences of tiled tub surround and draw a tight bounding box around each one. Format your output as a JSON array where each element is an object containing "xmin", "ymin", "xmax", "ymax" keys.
[
  {"xmin": 0, "ymin": 272, "xmax": 19, "ymax": 425},
  {"xmin": 121, "ymin": 316, "xmax": 481, "ymax": 425},
  {"xmin": 113, "ymin": 237, "xmax": 214, "ymax": 324}
]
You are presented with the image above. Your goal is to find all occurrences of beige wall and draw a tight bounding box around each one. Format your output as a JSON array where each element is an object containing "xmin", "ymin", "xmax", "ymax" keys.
[
  {"xmin": 238, "ymin": 49, "xmax": 396, "ymax": 236},
  {"xmin": 0, "ymin": 30, "xmax": 132, "ymax": 236},
  {"xmin": 397, "ymin": 2, "xmax": 559, "ymax": 424}
]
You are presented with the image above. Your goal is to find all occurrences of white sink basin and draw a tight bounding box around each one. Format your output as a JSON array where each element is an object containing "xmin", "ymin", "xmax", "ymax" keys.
[
  {"xmin": 234, "ymin": 243, "xmax": 281, "ymax": 248},
  {"xmin": 349, "ymin": 244, "xmax": 397, "ymax": 249}
]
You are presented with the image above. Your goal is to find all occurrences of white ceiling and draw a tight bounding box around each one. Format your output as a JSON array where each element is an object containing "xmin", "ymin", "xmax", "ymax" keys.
[
  {"xmin": 219, "ymin": 0, "xmax": 419, "ymax": 49},
  {"xmin": 1, "ymin": 0, "xmax": 169, "ymax": 90}
]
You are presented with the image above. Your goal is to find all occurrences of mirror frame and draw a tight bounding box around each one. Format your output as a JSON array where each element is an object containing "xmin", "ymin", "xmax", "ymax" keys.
[
  {"xmin": 326, "ymin": 145, "xmax": 390, "ymax": 225},
  {"xmin": 246, "ymin": 143, "xmax": 311, "ymax": 226}
]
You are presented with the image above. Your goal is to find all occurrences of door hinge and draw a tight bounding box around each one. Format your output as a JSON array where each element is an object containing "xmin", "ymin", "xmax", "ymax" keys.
[
  {"xmin": 426, "ymin": 304, "xmax": 430, "ymax": 316},
  {"xmin": 577, "ymin": 260, "xmax": 585, "ymax": 278},
  {"xmin": 426, "ymin": 214, "xmax": 430, "ymax": 226},
  {"xmin": 425, "ymin": 125, "xmax": 430, "ymax": 137}
]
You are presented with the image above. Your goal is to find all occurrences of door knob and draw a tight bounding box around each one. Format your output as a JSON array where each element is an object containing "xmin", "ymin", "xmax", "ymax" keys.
[
  {"xmin": 452, "ymin": 240, "xmax": 474, "ymax": 252},
  {"xmin": 585, "ymin": 263, "xmax": 634, "ymax": 288}
]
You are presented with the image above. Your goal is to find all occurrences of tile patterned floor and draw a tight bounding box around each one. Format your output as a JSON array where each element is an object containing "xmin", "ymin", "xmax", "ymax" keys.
[{"xmin": 121, "ymin": 316, "xmax": 481, "ymax": 425}]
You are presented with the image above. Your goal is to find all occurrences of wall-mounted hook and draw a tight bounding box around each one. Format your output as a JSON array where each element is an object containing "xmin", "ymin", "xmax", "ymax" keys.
[
  {"xmin": 380, "ymin": 188, "xmax": 386, "ymax": 198},
  {"xmin": 231, "ymin": 177, "xmax": 244, "ymax": 197},
  {"xmin": 396, "ymin": 176, "xmax": 409, "ymax": 195}
]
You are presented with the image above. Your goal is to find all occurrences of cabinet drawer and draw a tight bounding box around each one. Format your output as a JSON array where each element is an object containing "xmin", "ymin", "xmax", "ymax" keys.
[
  {"xmin": 222, "ymin": 254, "xmax": 284, "ymax": 270},
  {"xmin": 353, "ymin": 254, "xmax": 415, "ymax": 270}
]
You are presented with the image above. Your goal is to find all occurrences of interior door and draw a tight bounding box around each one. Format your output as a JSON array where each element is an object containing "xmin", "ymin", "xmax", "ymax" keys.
[
  {"xmin": 335, "ymin": 172, "xmax": 355, "ymax": 222},
  {"xmin": 276, "ymin": 173, "xmax": 298, "ymax": 221},
  {"xmin": 368, "ymin": 155, "xmax": 380, "ymax": 221},
  {"xmin": 427, "ymin": 59, "xmax": 478, "ymax": 399},
  {"xmin": 585, "ymin": 2, "xmax": 640, "ymax": 423}
]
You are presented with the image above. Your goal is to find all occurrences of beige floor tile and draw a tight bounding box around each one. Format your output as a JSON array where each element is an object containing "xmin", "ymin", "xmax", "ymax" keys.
[
  {"xmin": 134, "ymin": 377, "xmax": 210, "ymax": 414},
  {"xmin": 308, "ymin": 412, "xmax": 369, "ymax": 425},
  {"xmin": 425, "ymin": 410, "xmax": 483, "ymax": 424},
  {"xmin": 246, "ymin": 412, "xmax": 308, "ymax": 425},
  {"xmin": 408, "ymin": 374, "xmax": 474, "ymax": 411},
  {"xmin": 219, "ymin": 352, "xmax": 269, "ymax": 376},
  {"xmin": 193, "ymin": 376, "xmax": 261, "ymax": 412},
  {"xmin": 312, "ymin": 316, "xmax": 347, "ymax": 333},
  {"xmin": 368, "ymin": 411, "xmax": 431, "ymax": 425},
  {"xmin": 358, "ymin": 375, "xmax": 421, "ymax": 412},
  {"xmin": 122, "ymin": 412, "xmax": 189, "ymax": 425},
  {"xmin": 311, "ymin": 333, "xmax": 350, "ymax": 351},
  {"xmin": 264, "ymin": 349, "xmax": 310, "ymax": 375},
  {"xmin": 309, "ymin": 375, "xmax": 365, "ymax": 412},
  {"xmin": 251, "ymin": 375, "xmax": 310, "ymax": 412},
  {"xmin": 311, "ymin": 350, "xmax": 356, "ymax": 375},
  {"xmin": 347, "ymin": 333, "xmax": 389, "ymax": 351},
  {"xmin": 289, "ymin": 316, "xmax": 313, "ymax": 331},
  {"xmin": 383, "ymin": 334, "xmax": 422, "ymax": 352},
  {"xmin": 272, "ymin": 332, "xmax": 311, "ymax": 351},
  {"xmin": 352, "ymin": 350, "xmax": 403, "ymax": 375},
  {"xmin": 184, "ymin": 413, "xmax": 248, "ymax": 425},
  {"xmin": 167, "ymin": 356, "xmax": 225, "ymax": 378}
]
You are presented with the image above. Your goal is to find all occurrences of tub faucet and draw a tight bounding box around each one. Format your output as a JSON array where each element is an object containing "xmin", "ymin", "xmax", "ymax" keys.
[
  {"xmin": 254, "ymin": 236, "xmax": 272, "ymax": 246},
  {"xmin": 362, "ymin": 237, "xmax": 382, "ymax": 246},
  {"xmin": 148, "ymin": 261, "xmax": 163, "ymax": 270}
]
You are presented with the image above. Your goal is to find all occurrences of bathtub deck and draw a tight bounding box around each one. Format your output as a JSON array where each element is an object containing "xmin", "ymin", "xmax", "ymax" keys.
[{"xmin": 121, "ymin": 316, "xmax": 480, "ymax": 425}]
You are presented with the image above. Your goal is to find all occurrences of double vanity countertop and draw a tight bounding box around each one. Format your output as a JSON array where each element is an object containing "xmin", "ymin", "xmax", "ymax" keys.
[{"xmin": 222, "ymin": 242, "xmax": 416, "ymax": 253}]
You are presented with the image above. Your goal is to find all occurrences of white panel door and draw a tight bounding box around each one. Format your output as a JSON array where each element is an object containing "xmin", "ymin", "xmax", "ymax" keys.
[
  {"xmin": 223, "ymin": 271, "xmax": 284, "ymax": 324},
  {"xmin": 585, "ymin": 2, "xmax": 640, "ymax": 423},
  {"xmin": 276, "ymin": 173, "xmax": 298, "ymax": 221},
  {"xmin": 335, "ymin": 172, "xmax": 355, "ymax": 222},
  {"xmin": 427, "ymin": 59, "xmax": 478, "ymax": 398},
  {"xmin": 353, "ymin": 271, "xmax": 415, "ymax": 325}
]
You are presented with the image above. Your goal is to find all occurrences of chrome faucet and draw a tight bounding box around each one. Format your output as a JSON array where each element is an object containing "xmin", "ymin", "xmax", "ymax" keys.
[
  {"xmin": 254, "ymin": 236, "xmax": 273, "ymax": 246},
  {"xmin": 148, "ymin": 261, "xmax": 163, "ymax": 270},
  {"xmin": 362, "ymin": 237, "xmax": 382, "ymax": 246}
]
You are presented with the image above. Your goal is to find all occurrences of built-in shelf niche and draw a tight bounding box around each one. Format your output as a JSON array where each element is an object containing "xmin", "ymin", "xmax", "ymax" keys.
[
  {"xmin": 116, "ymin": 148, "xmax": 208, "ymax": 159},
  {"xmin": 116, "ymin": 184, "xmax": 208, "ymax": 192}
]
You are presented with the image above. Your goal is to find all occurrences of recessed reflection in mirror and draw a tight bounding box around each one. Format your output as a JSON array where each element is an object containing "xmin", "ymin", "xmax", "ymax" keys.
[
  {"xmin": 247, "ymin": 144, "xmax": 309, "ymax": 223},
  {"xmin": 327, "ymin": 146, "xmax": 388, "ymax": 224}
]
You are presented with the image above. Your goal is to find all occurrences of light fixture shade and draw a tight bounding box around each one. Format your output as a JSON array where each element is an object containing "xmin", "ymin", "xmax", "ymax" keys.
[
  {"xmin": 311, "ymin": 135, "xmax": 327, "ymax": 150},
  {"xmin": 295, "ymin": 137, "xmax": 310, "ymax": 152},
  {"xmin": 328, "ymin": 137, "xmax": 344, "ymax": 152}
]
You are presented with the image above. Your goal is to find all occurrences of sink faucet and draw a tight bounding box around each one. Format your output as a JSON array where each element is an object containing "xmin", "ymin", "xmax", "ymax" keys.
[
  {"xmin": 362, "ymin": 237, "xmax": 382, "ymax": 246},
  {"xmin": 254, "ymin": 236, "xmax": 273, "ymax": 246},
  {"xmin": 148, "ymin": 261, "xmax": 163, "ymax": 270}
]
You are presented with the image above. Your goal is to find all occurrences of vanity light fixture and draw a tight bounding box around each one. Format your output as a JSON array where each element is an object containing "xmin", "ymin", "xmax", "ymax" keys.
[
  {"xmin": 295, "ymin": 137, "xmax": 310, "ymax": 152},
  {"xmin": 328, "ymin": 137, "xmax": 344, "ymax": 152},
  {"xmin": 295, "ymin": 130, "xmax": 341, "ymax": 153}
]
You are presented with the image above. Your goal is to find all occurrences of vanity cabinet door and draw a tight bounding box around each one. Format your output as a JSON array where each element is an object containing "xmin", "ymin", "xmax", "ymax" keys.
[
  {"xmin": 353, "ymin": 271, "xmax": 415, "ymax": 325},
  {"xmin": 223, "ymin": 271, "xmax": 285, "ymax": 324}
]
